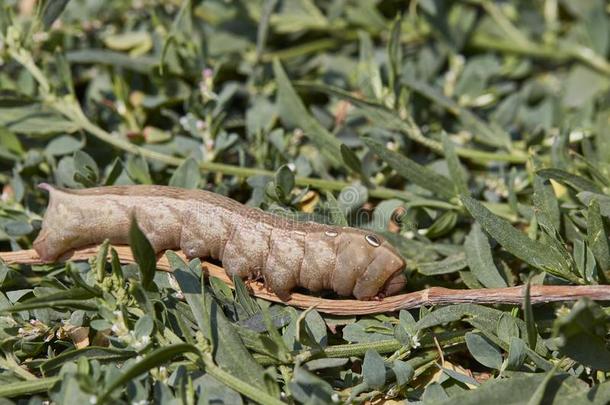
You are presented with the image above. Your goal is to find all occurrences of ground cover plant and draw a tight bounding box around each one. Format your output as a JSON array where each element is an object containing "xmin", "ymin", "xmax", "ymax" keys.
[{"xmin": 0, "ymin": 0, "xmax": 610, "ymax": 403}]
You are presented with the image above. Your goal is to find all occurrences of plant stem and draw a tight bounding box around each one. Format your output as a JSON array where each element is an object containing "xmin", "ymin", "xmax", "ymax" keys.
[
  {"xmin": 0, "ymin": 356, "xmax": 38, "ymax": 381},
  {"xmin": 0, "ymin": 377, "xmax": 60, "ymax": 398},
  {"xmin": 469, "ymin": 0, "xmax": 610, "ymax": 76},
  {"xmin": 7, "ymin": 48, "xmax": 51, "ymax": 95},
  {"xmin": 470, "ymin": 34, "xmax": 610, "ymax": 76},
  {"xmin": 296, "ymin": 339, "xmax": 402, "ymax": 363},
  {"xmin": 7, "ymin": 248, "xmax": 609, "ymax": 316}
]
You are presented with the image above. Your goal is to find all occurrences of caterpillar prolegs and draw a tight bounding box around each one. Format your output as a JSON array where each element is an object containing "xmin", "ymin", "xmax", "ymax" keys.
[{"xmin": 33, "ymin": 184, "xmax": 406, "ymax": 300}]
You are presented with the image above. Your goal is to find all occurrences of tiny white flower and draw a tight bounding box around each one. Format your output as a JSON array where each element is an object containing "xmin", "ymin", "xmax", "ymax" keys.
[
  {"xmin": 33, "ymin": 32, "xmax": 49, "ymax": 43},
  {"xmin": 202, "ymin": 68, "xmax": 214, "ymax": 79},
  {"xmin": 411, "ymin": 335, "xmax": 421, "ymax": 349},
  {"xmin": 179, "ymin": 116, "xmax": 189, "ymax": 128},
  {"xmin": 116, "ymin": 101, "xmax": 126, "ymax": 115}
]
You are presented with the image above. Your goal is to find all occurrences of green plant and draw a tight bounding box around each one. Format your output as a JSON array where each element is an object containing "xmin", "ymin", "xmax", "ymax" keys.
[{"xmin": 0, "ymin": 0, "xmax": 609, "ymax": 403}]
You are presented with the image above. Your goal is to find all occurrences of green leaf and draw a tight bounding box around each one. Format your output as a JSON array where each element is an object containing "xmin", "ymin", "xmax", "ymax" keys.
[
  {"xmin": 533, "ymin": 175, "xmax": 560, "ymax": 232},
  {"xmin": 170, "ymin": 259, "xmax": 268, "ymax": 389},
  {"xmin": 402, "ymin": 78, "xmax": 511, "ymax": 149},
  {"xmin": 578, "ymin": 192, "xmax": 610, "ymax": 218},
  {"xmin": 134, "ymin": 314, "xmax": 154, "ymax": 339},
  {"xmin": 340, "ymin": 143, "xmax": 363, "ymax": 177},
  {"xmin": 573, "ymin": 239, "xmax": 598, "ymax": 283},
  {"xmin": 465, "ymin": 332, "xmax": 503, "ymax": 369},
  {"xmin": 325, "ymin": 191, "xmax": 348, "ymax": 226},
  {"xmin": 506, "ymin": 337, "xmax": 527, "ymax": 370},
  {"xmin": 126, "ymin": 154, "xmax": 153, "ymax": 184},
  {"xmin": 442, "ymin": 132, "xmax": 469, "ymax": 195},
  {"xmin": 416, "ymin": 303, "xmax": 549, "ymax": 357},
  {"xmin": 435, "ymin": 373, "xmax": 591, "ymax": 405},
  {"xmin": 260, "ymin": 305, "xmax": 291, "ymax": 363},
  {"xmin": 423, "ymin": 383, "xmax": 449, "ymax": 402},
  {"xmin": 104, "ymin": 157, "xmax": 124, "ymax": 185},
  {"xmin": 365, "ymin": 137, "xmax": 455, "ymax": 199},
  {"xmin": 274, "ymin": 164, "xmax": 294, "ymax": 201},
  {"xmin": 73, "ymin": 150, "xmax": 99, "ymax": 187},
  {"xmin": 554, "ymin": 299, "xmax": 610, "ymax": 371},
  {"xmin": 0, "ymin": 105, "xmax": 79, "ymax": 135},
  {"xmin": 289, "ymin": 367, "xmax": 334, "ymax": 405},
  {"xmin": 537, "ymin": 168, "xmax": 601, "ymax": 193},
  {"xmin": 55, "ymin": 49, "xmax": 74, "ymax": 95},
  {"xmin": 464, "ymin": 223, "xmax": 507, "ymax": 288},
  {"xmin": 233, "ymin": 276, "xmax": 261, "ymax": 317},
  {"xmin": 128, "ymin": 215, "xmax": 156, "ymax": 289},
  {"xmin": 425, "ymin": 210, "xmax": 458, "ymax": 239},
  {"xmin": 562, "ymin": 66, "xmax": 609, "ymax": 108},
  {"xmin": 273, "ymin": 59, "xmax": 342, "ymax": 166},
  {"xmin": 524, "ymin": 280, "xmax": 537, "ymax": 350},
  {"xmin": 441, "ymin": 366, "xmax": 480, "ymax": 386},
  {"xmin": 417, "ymin": 253, "xmax": 467, "ymax": 275},
  {"xmin": 497, "ymin": 313, "xmax": 519, "ymax": 343},
  {"xmin": 357, "ymin": 31, "xmax": 383, "ymax": 100},
  {"xmin": 103, "ymin": 31, "xmax": 152, "ymax": 54},
  {"xmin": 159, "ymin": 0, "xmax": 192, "ymax": 74},
  {"xmin": 169, "ymin": 157, "xmax": 201, "ymax": 189},
  {"xmin": 67, "ymin": 49, "xmax": 158, "ymax": 74},
  {"xmin": 527, "ymin": 366, "xmax": 558, "ymax": 405},
  {"xmin": 387, "ymin": 15, "xmax": 403, "ymax": 95},
  {"xmin": 41, "ymin": 0, "xmax": 71, "ymax": 29},
  {"xmin": 296, "ymin": 308, "xmax": 327, "ymax": 349},
  {"xmin": 392, "ymin": 360, "xmax": 413, "ymax": 387},
  {"xmin": 98, "ymin": 344, "xmax": 201, "ymax": 402},
  {"xmin": 255, "ymin": 0, "xmax": 278, "ymax": 60},
  {"xmin": 587, "ymin": 199, "xmax": 610, "ymax": 275},
  {"xmin": 94, "ymin": 239, "xmax": 109, "ymax": 283},
  {"xmin": 461, "ymin": 195, "xmax": 578, "ymax": 283},
  {"xmin": 271, "ymin": 0, "xmax": 328, "ymax": 33},
  {"xmin": 0, "ymin": 127, "xmax": 24, "ymax": 160},
  {"xmin": 337, "ymin": 183, "xmax": 367, "ymax": 217},
  {"xmin": 362, "ymin": 349, "xmax": 386, "ymax": 389},
  {"xmin": 40, "ymin": 347, "xmax": 136, "ymax": 374},
  {"xmin": 45, "ymin": 135, "xmax": 84, "ymax": 156}
]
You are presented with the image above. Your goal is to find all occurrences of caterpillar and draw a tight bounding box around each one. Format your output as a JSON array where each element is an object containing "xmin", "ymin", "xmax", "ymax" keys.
[{"xmin": 33, "ymin": 184, "xmax": 406, "ymax": 300}]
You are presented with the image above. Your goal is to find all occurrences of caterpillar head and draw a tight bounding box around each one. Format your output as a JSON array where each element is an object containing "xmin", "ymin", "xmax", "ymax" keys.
[{"xmin": 331, "ymin": 229, "xmax": 406, "ymax": 300}]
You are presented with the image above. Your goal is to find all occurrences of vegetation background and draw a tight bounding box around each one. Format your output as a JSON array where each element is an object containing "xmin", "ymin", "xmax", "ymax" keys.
[{"xmin": 1, "ymin": 0, "xmax": 610, "ymax": 403}]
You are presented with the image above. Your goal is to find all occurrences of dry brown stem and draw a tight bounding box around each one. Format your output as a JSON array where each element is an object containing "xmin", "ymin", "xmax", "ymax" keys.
[{"xmin": 2, "ymin": 246, "xmax": 609, "ymax": 315}]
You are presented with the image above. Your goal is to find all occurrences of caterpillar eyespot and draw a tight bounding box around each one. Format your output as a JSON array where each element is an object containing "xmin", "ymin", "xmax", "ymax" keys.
[
  {"xmin": 33, "ymin": 184, "xmax": 406, "ymax": 300},
  {"xmin": 365, "ymin": 234, "xmax": 381, "ymax": 247}
]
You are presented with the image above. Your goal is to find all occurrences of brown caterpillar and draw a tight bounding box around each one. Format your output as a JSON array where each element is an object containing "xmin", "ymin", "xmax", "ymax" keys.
[{"xmin": 33, "ymin": 184, "xmax": 406, "ymax": 300}]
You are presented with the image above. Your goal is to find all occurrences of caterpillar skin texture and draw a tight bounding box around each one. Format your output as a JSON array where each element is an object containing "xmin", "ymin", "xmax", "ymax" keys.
[{"xmin": 33, "ymin": 184, "xmax": 406, "ymax": 300}]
